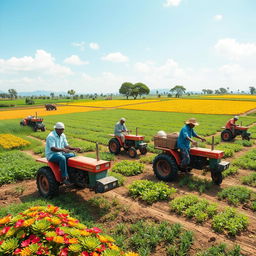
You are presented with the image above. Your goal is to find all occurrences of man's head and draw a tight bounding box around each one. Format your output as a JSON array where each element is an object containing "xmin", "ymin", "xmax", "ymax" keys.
[
  {"xmin": 185, "ymin": 118, "xmax": 199, "ymax": 128},
  {"xmin": 120, "ymin": 117, "xmax": 126, "ymax": 125},
  {"xmin": 54, "ymin": 122, "xmax": 65, "ymax": 135},
  {"xmin": 234, "ymin": 116, "xmax": 239, "ymax": 121}
]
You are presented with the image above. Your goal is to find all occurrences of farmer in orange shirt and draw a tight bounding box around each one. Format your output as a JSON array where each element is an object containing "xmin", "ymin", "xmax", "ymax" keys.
[{"xmin": 225, "ymin": 116, "xmax": 239, "ymax": 135}]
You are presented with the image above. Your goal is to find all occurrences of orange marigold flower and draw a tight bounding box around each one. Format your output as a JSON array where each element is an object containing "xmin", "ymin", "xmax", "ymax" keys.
[
  {"xmin": 0, "ymin": 215, "xmax": 11, "ymax": 225},
  {"xmin": 23, "ymin": 218, "xmax": 35, "ymax": 227},
  {"xmin": 124, "ymin": 252, "xmax": 140, "ymax": 256},
  {"xmin": 20, "ymin": 247, "xmax": 32, "ymax": 256},
  {"xmin": 97, "ymin": 235, "xmax": 109, "ymax": 243},
  {"xmin": 53, "ymin": 236, "xmax": 65, "ymax": 244},
  {"xmin": 91, "ymin": 253, "xmax": 100, "ymax": 256},
  {"xmin": 68, "ymin": 238, "xmax": 78, "ymax": 244},
  {"xmin": 108, "ymin": 244, "xmax": 120, "ymax": 251},
  {"xmin": 80, "ymin": 230, "xmax": 90, "ymax": 236}
]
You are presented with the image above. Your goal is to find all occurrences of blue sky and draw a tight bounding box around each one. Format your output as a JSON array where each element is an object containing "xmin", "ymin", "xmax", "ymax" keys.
[{"xmin": 0, "ymin": 0, "xmax": 256, "ymax": 94}]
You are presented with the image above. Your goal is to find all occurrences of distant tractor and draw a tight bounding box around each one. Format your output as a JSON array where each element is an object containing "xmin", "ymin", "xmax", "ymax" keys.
[
  {"xmin": 108, "ymin": 129, "xmax": 147, "ymax": 158},
  {"xmin": 153, "ymin": 135, "xmax": 229, "ymax": 185},
  {"xmin": 45, "ymin": 104, "xmax": 57, "ymax": 111},
  {"xmin": 36, "ymin": 144, "xmax": 118, "ymax": 198},
  {"xmin": 20, "ymin": 115, "xmax": 46, "ymax": 132},
  {"xmin": 221, "ymin": 126, "xmax": 251, "ymax": 141}
]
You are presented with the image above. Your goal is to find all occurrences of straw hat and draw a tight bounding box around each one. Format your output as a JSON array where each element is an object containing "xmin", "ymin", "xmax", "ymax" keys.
[
  {"xmin": 54, "ymin": 122, "xmax": 65, "ymax": 129},
  {"xmin": 185, "ymin": 118, "xmax": 199, "ymax": 126}
]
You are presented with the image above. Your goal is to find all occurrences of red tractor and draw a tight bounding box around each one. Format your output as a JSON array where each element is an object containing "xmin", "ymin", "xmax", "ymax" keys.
[
  {"xmin": 153, "ymin": 143, "xmax": 229, "ymax": 185},
  {"xmin": 108, "ymin": 129, "xmax": 147, "ymax": 158},
  {"xmin": 221, "ymin": 126, "xmax": 251, "ymax": 141},
  {"xmin": 20, "ymin": 116, "xmax": 46, "ymax": 132},
  {"xmin": 36, "ymin": 152, "xmax": 118, "ymax": 198}
]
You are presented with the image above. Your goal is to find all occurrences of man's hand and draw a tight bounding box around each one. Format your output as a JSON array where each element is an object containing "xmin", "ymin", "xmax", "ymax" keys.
[
  {"xmin": 62, "ymin": 148, "xmax": 71, "ymax": 153},
  {"xmin": 73, "ymin": 147, "xmax": 81, "ymax": 152},
  {"xmin": 201, "ymin": 138, "xmax": 206, "ymax": 142}
]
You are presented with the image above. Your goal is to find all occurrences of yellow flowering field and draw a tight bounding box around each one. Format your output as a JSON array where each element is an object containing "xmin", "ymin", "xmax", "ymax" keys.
[
  {"xmin": 66, "ymin": 99, "xmax": 159, "ymax": 108},
  {"xmin": 0, "ymin": 134, "xmax": 30, "ymax": 149},
  {"xmin": 202, "ymin": 94, "xmax": 256, "ymax": 100},
  {"xmin": 118, "ymin": 99, "xmax": 256, "ymax": 114},
  {"xmin": 0, "ymin": 106, "xmax": 102, "ymax": 120}
]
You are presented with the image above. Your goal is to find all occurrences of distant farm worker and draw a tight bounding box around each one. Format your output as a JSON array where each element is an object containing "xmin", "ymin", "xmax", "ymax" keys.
[
  {"xmin": 45, "ymin": 122, "xmax": 81, "ymax": 185},
  {"xmin": 114, "ymin": 117, "xmax": 128, "ymax": 144},
  {"xmin": 225, "ymin": 116, "xmax": 239, "ymax": 135},
  {"xmin": 177, "ymin": 118, "xmax": 206, "ymax": 171}
]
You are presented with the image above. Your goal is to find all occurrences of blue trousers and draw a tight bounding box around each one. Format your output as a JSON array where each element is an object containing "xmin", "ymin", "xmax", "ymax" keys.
[
  {"xmin": 180, "ymin": 148, "xmax": 190, "ymax": 168},
  {"xmin": 48, "ymin": 153, "xmax": 75, "ymax": 178}
]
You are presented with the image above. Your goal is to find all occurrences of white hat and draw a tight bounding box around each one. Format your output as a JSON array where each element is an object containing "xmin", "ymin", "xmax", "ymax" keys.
[
  {"xmin": 54, "ymin": 122, "xmax": 65, "ymax": 129},
  {"xmin": 234, "ymin": 116, "xmax": 239, "ymax": 120},
  {"xmin": 120, "ymin": 117, "xmax": 126, "ymax": 121}
]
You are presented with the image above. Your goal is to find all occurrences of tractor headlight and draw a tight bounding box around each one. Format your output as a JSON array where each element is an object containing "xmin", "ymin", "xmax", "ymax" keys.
[
  {"xmin": 105, "ymin": 163, "xmax": 110, "ymax": 168},
  {"xmin": 96, "ymin": 165, "xmax": 101, "ymax": 170}
]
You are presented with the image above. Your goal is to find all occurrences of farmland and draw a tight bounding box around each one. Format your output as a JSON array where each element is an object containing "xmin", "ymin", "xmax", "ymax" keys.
[{"xmin": 0, "ymin": 98, "xmax": 256, "ymax": 256}]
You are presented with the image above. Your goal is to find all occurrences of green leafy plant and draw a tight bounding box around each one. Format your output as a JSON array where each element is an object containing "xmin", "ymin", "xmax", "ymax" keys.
[
  {"xmin": 128, "ymin": 180, "xmax": 176, "ymax": 204},
  {"xmin": 196, "ymin": 243, "xmax": 242, "ymax": 256},
  {"xmin": 212, "ymin": 207, "xmax": 248, "ymax": 236},
  {"xmin": 108, "ymin": 171, "xmax": 125, "ymax": 186},
  {"xmin": 139, "ymin": 154, "xmax": 156, "ymax": 164},
  {"xmin": 112, "ymin": 160, "xmax": 144, "ymax": 176},
  {"xmin": 241, "ymin": 172, "xmax": 256, "ymax": 187},
  {"xmin": 222, "ymin": 166, "xmax": 239, "ymax": 178},
  {"xmin": 233, "ymin": 148, "xmax": 256, "ymax": 170}
]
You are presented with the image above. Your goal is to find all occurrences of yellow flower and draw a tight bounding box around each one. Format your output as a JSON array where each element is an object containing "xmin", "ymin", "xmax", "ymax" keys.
[
  {"xmin": 98, "ymin": 235, "xmax": 115, "ymax": 243},
  {"xmin": 53, "ymin": 236, "xmax": 65, "ymax": 244},
  {"xmin": 124, "ymin": 252, "xmax": 140, "ymax": 256},
  {"xmin": 0, "ymin": 215, "xmax": 11, "ymax": 225},
  {"xmin": 108, "ymin": 244, "xmax": 120, "ymax": 251},
  {"xmin": 20, "ymin": 247, "xmax": 32, "ymax": 256},
  {"xmin": 23, "ymin": 218, "xmax": 35, "ymax": 227},
  {"xmin": 26, "ymin": 211, "xmax": 38, "ymax": 217},
  {"xmin": 80, "ymin": 230, "xmax": 91, "ymax": 236},
  {"xmin": 68, "ymin": 238, "xmax": 78, "ymax": 244}
]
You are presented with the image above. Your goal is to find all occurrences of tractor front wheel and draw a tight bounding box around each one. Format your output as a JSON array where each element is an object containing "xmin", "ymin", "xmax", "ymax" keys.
[
  {"xmin": 139, "ymin": 147, "xmax": 147, "ymax": 155},
  {"xmin": 211, "ymin": 172, "xmax": 223, "ymax": 185},
  {"xmin": 41, "ymin": 127, "xmax": 46, "ymax": 132},
  {"xmin": 221, "ymin": 130, "xmax": 233, "ymax": 142},
  {"xmin": 128, "ymin": 147, "xmax": 137, "ymax": 158},
  {"xmin": 153, "ymin": 154, "xmax": 178, "ymax": 181},
  {"xmin": 37, "ymin": 167, "xmax": 59, "ymax": 198},
  {"xmin": 108, "ymin": 138, "xmax": 121, "ymax": 155}
]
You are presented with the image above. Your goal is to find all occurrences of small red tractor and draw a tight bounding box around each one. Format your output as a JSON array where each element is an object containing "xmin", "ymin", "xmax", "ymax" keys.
[
  {"xmin": 221, "ymin": 126, "xmax": 251, "ymax": 141},
  {"xmin": 153, "ymin": 137, "xmax": 229, "ymax": 185},
  {"xmin": 108, "ymin": 128, "xmax": 147, "ymax": 158},
  {"xmin": 45, "ymin": 104, "xmax": 57, "ymax": 111},
  {"xmin": 36, "ymin": 144, "xmax": 118, "ymax": 198},
  {"xmin": 20, "ymin": 115, "xmax": 46, "ymax": 132}
]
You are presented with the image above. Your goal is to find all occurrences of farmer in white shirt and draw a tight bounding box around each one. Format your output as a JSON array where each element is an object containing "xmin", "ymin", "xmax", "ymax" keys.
[{"xmin": 114, "ymin": 118, "xmax": 128, "ymax": 144}]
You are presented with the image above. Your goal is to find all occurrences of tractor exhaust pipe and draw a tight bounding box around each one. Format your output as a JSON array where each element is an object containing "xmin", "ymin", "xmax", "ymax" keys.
[
  {"xmin": 136, "ymin": 127, "xmax": 138, "ymax": 136},
  {"xmin": 96, "ymin": 142, "xmax": 100, "ymax": 161},
  {"xmin": 211, "ymin": 136, "xmax": 214, "ymax": 151}
]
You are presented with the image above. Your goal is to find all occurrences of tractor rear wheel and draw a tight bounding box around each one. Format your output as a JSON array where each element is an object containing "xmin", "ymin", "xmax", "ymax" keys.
[
  {"xmin": 41, "ymin": 127, "xmax": 46, "ymax": 132},
  {"xmin": 139, "ymin": 147, "xmax": 147, "ymax": 155},
  {"xmin": 153, "ymin": 154, "xmax": 178, "ymax": 181},
  {"xmin": 211, "ymin": 172, "xmax": 223, "ymax": 185},
  {"xmin": 37, "ymin": 167, "xmax": 59, "ymax": 198},
  {"xmin": 108, "ymin": 138, "xmax": 121, "ymax": 155},
  {"xmin": 221, "ymin": 130, "xmax": 233, "ymax": 142},
  {"xmin": 128, "ymin": 147, "xmax": 137, "ymax": 158}
]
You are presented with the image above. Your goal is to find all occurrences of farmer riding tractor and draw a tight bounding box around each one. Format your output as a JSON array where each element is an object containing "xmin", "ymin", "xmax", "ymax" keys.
[
  {"xmin": 20, "ymin": 115, "xmax": 46, "ymax": 132},
  {"xmin": 108, "ymin": 128, "xmax": 147, "ymax": 158},
  {"xmin": 221, "ymin": 116, "xmax": 251, "ymax": 141},
  {"xmin": 153, "ymin": 133, "xmax": 229, "ymax": 185},
  {"xmin": 36, "ymin": 144, "xmax": 118, "ymax": 198}
]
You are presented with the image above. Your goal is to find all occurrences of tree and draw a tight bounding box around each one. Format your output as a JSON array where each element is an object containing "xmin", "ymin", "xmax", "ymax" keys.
[
  {"xmin": 249, "ymin": 86, "xmax": 256, "ymax": 95},
  {"xmin": 219, "ymin": 87, "xmax": 228, "ymax": 94},
  {"xmin": 50, "ymin": 92, "xmax": 54, "ymax": 99},
  {"xmin": 67, "ymin": 89, "xmax": 76, "ymax": 99},
  {"xmin": 170, "ymin": 85, "xmax": 186, "ymax": 98},
  {"xmin": 135, "ymin": 82, "xmax": 150, "ymax": 98},
  {"xmin": 8, "ymin": 89, "xmax": 17, "ymax": 100},
  {"xmin": 119, "ymin": 82, "xmax": 133, "ymax": 99}
]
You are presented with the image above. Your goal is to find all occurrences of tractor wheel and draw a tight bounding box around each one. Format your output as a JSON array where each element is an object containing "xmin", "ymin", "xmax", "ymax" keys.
[
  {"xmin": 153, "ymin": 154, "xmax": 178, "ymax": 181},
  {"xmin": 242, "ymin": 135, "xmax": 250, "ymax": 141},
  {"xmin": 41, "ymin": 127, "xmax": 46, "ymax": 132},
  {"xmin": 211, "ymin": 172, "xmax": 223, "ymax": 185},
  {"xmin": 20, "ymin": 121, "xmax": 25, "ymax": 126},
  {"xmin": 34, "ymin": 127, "xmax": 38, "ymax": 132},
  {"xmin": 139, "ymin": 147, "xmax": 147, "ymax": 155},
  {"xmin": 128, "ymin": 147, "xmax": 137, "ymax": 158},
  {"xmin": 221, "ymin": 130, "xmax": 233, "ymax": 142},
  {"xmin": 37, "ymin": 167, "xmax": 59, "ymax": 198},
  {"xmin": 108, "ymin": 138, "xmax": 121, "ymax": 155}
]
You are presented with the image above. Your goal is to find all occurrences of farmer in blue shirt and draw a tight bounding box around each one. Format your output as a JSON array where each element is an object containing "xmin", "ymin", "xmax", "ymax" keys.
[
  {"xmin": 177, "ymin": 118, "xmax": 206, "ymax": 171},
  {"xmin": 114, "ymin": 117, "xmax": 128, "ymax": 143},
  {"xmin": 45, "ymin": 122, "xmax": 81, "ymax": 185}
]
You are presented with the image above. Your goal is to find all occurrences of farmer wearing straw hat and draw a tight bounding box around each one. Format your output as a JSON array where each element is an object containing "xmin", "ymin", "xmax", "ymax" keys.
[
  {"xmin": 45, "ymin": 122, "xmax": 81, "ymax": 185},
  {"xmin": 114, "ymin": 117, "xmax": 128, "ymax": 144},
  {"xmin": 177, "ymin": 118, "xmax": 206, "ymax": 171}
]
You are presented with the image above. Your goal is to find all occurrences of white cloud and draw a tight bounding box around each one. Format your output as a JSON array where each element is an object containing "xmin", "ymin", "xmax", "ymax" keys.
[
  {"xmin": 163, "ymin": 0, "xmax": 181, "ymax": 7},
  {"xmin": 0, "ymin": 50, "xmax": 72, "ymax": 75},
  {"xmin": 214, "ymin": 14, "xmax": 223, "ymax": 21},
  {"xmin": 64, "ymin": 55, "xmax": 89, "ymax": 65},
  {"xmin": 89, "ymin": 42, "xmax": 100, "ymax": 50},
  {"xmin": 102, "ymin": 52, "xmax": 129, "ymax": 62},
  {"xmin": 72, "ymin": 41, "xmax": 85, "ymax": 51},
  {"xmin": 215, "ymin": 38, "xmax": 256, "ymax": 60}
]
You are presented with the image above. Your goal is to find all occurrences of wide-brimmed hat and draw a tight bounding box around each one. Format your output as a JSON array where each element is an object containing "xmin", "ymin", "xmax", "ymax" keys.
[
  {"xmin": 185, "ymin": 118, "xmax": 199, "ymax": 126},
  {"xmin": 54, "ymin": 122, "xmax": 65, "ymax": 129},
  {"xmin": 120, "ymin": 117, "xmax": 126, "ymax": 122}
]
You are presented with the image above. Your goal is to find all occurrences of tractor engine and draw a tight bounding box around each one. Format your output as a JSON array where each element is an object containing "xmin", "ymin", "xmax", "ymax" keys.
[
  {"xmin": 68, "ymin": 168, "xmax": 88, "ymax": 188},
  {"xmin": 125, "ymin": 140, "xmax": 135, "ymax": 147},
  {"xmin": 190, "ymin": 155, "xmax": 208, "ymax": 170}
]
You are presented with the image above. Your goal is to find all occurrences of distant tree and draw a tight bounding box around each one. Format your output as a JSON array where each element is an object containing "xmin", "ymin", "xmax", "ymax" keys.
[
  {"xmin": 134, "ymin": 82, "xmax": 150, "ymax": 98},
  {"xmin": 67, "ymin": 89, "xmax": 76, "ymax": 99},
  {"xmin": 202, "ymin": 89, "xmax": 213, "ymax": 94},
  {"xmin": 119, "ymin": 82, "xmax": 133, "ymax": 99},
  {"xmin": 50, "ymin": 92, "xmax": 54, "ymax": 99},
  {"xmin": 215, "ymin": 89, "xmax": 220, "ymax": 94},
  {"xmin": 219, "ymin": 87, "xmax": 228, "ymax": 94},
  {"xmin": 170, "ymin": 85, "xmax": 186, "ymax": 98},
  {"xmin": 249, "ymin": 86, "xmax": 256, "ymax": 95},
  {"xmin": 8, "ymin": 89, "xmax": 17, "ymax": 100}
]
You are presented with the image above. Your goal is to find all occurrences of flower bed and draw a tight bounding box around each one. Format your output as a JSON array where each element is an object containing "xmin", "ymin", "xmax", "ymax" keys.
[
  {"xmin": 0, "ymin": 205, "xmax": 138, "ymax": 256},
  {"xmin": 0, "ymin": 134, "xmax": 30, "ymax": 150}
]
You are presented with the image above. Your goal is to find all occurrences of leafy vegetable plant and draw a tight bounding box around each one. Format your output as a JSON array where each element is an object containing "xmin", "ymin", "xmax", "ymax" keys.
[{"xmin": 112, "ymin": 161, "xmax": 144, "ymax": 176}]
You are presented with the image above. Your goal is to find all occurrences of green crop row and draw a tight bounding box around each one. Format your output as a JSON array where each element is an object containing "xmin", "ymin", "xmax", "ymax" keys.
[
  {"xmin": 217, "ymin": 186, "xmax": 256, "ymax": 211},
  {"xmin": 128, "ymin": 180, "xmax": 176, "ymax": 204},
  {"xmin": 112, "ymin": 160, "xmax": 144, "ymax": 176},
  {"xmin": 241, "ymin": 172, "xmax": 256, "ymax": 187},
  {"xmin": 222, "ymin": 166, "xmax": 239, "ymax": 178},
  {"xmin": 0, "ymin": 151, "xmax": 43, "ymax": 185},
  {"xmin": 216, "ymin": 143, "xmax": 243, "ymax": 158},
  {"xmin": 196, "ymin": 243, "xmax": 242, "ymax": 256},
  {"xmin": 139, "ymin": 154, "xmax": 157, "ymax": 164},
  {"xmin": 233, "ymin": 148, "xmax": 256, "ymax": 170}
]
